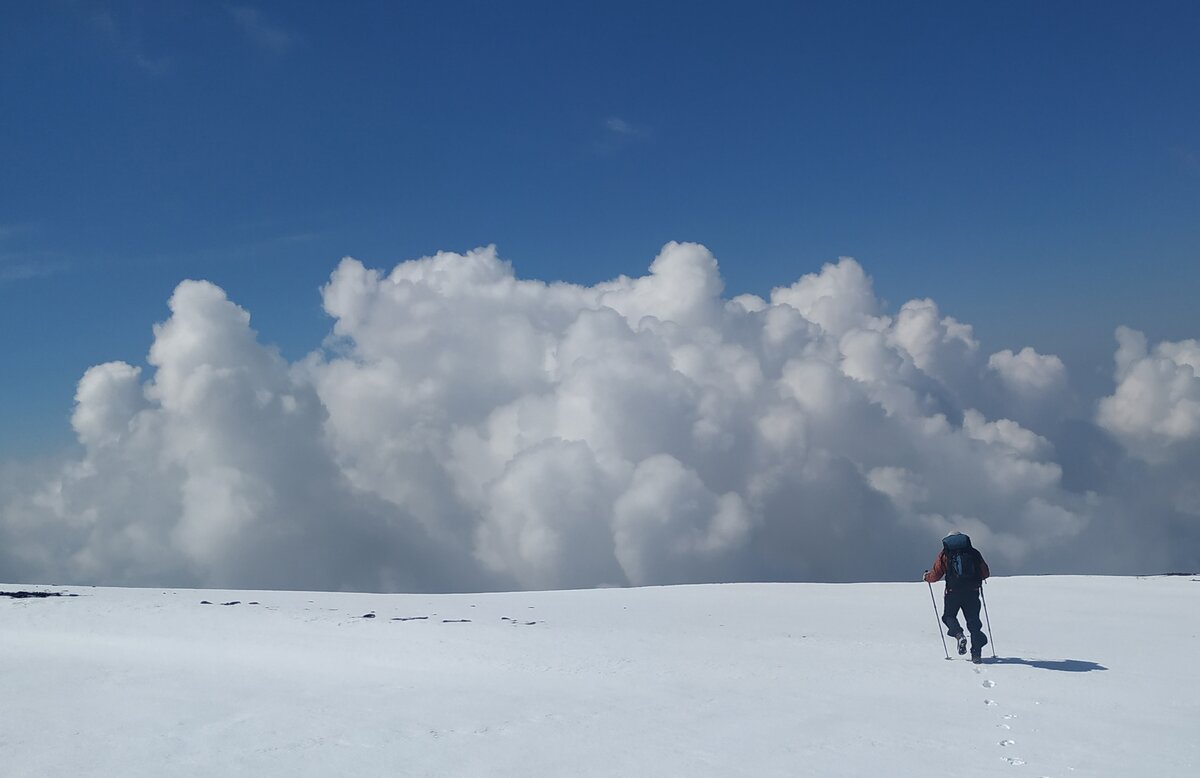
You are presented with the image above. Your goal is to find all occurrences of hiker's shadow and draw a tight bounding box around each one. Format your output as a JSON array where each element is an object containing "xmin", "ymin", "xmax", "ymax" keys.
[{"xmin": 987, "ymin": 657, "xmax": 1107, "ymax": 672}]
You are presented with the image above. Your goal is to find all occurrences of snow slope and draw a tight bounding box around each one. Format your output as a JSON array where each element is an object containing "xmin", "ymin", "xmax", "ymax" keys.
[{"xmin": 2, "ymin": 576, "xmax": 1197, "ymax": 777}]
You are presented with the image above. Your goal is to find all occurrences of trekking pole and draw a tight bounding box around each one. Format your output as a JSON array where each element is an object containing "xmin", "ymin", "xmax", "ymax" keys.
[
  {"xmin": 926, "ymin": 576, "xmax": 949, "ymax": 659},
  {"xmin": 980, "ymin": 581, "xmax": 997, "ymax": 658}
]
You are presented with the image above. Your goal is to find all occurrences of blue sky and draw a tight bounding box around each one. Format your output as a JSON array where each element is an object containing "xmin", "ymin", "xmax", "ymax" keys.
[{"xmin": 2, "ymin": 0, "xmax": 1198, "ymax": 457}]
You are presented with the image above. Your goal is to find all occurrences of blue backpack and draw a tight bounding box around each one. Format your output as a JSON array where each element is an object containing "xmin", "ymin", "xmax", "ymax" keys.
[{"xmin": 942, "ymin": 532, "xmax": 981, "ymax": 588}]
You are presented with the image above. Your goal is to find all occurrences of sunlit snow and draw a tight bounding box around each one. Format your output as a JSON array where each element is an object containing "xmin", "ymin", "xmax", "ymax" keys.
[{"xmin": 3, "ymin": 575, "xmax": 1196, "ymax": 776}]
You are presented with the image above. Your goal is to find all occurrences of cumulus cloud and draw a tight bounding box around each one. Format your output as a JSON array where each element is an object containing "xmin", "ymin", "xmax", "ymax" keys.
[
  {"xmin": 2, "ymin": 244, "xmax": 1197, "ymax": 590},
  {"xmin": 989, "ymin": 347, "xmax": 1067, "ymax": 397},
  {"xmin": 1097, "ymin": 326, "xmax": 1200, "ymax": 460}
]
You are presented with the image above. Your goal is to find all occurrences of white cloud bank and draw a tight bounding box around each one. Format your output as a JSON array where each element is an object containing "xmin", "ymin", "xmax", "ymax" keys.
[{"xmin": 2, "ymin": 244, "xmax": 1198, "ymax": 590}]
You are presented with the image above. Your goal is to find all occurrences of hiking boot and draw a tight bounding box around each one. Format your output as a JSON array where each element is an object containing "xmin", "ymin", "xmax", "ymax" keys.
[
  {"xmin": 956, "ymin": 635, "xmax": 968, "ymax": 655},
  {"xmin": 971, "ymin": 650, "xmax": 983, "ymax": 664}
]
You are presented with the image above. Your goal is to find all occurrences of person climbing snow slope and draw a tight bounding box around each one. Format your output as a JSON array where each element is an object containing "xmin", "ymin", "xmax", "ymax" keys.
[{"xmin": 923, "ymin": 531, "xmax": 991, "ymax": 662}]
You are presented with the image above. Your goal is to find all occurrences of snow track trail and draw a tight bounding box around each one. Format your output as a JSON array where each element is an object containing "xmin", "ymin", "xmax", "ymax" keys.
[{"xmin": 970, "ymin": 666, "xmax": 1029, "ymax": 770}]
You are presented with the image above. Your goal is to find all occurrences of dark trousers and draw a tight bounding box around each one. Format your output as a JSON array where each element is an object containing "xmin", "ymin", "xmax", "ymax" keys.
[{"xmin": 942, "ymin": 587, "xmax": 987, "ymax": 651}]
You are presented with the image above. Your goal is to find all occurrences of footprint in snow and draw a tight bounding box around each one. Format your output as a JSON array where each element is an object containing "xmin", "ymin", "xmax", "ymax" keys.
[
  {"xmin": 999, "ymin": 739, "xmax": 1015, "ymax": 746},
  {"xmin": 1002, "ymin": 714, "xmax": 1018, "ymax": 720},
  {"xmin": 1003, "ymin": 757, "xmax": 1026, "ymax": 766},
  {"xmin": 982, "ymin": 679, "xmax": 996, "ymax": 688},
  {"xmin": 984, "ymin": 699, "xmax": 998, "ymax": 706}
]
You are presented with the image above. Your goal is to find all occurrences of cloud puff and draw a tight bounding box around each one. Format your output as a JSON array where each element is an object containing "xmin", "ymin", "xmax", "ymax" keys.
[
  {"xmin": 1, "ymin": 245, "xmax": 1197, "ymax": 590},
  {"xmin": 3, "ymin": 281, "xmax": 484, "ymax": 591},
  {"xmin": 1097, "ymin": 326, "xmax": 1200, "ymax": 460}
]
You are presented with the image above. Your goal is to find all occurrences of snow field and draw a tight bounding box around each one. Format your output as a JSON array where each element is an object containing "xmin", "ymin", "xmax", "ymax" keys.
[{"xmin": 1, "ymin": 576, "xmax": 1196, "ymax": 777}]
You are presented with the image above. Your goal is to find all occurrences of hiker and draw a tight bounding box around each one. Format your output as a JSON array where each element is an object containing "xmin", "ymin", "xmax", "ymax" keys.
[{"xmin": 923, "ymin": 532, "xmax": 990, "ymax": 661}]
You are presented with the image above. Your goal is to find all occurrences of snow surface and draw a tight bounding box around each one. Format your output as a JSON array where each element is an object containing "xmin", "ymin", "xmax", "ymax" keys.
[{"xmin": 2, "ymin": 576, "xmax": 1197, "ymax": 777}]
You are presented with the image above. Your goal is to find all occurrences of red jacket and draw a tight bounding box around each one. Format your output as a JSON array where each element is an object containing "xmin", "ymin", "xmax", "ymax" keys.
[{"xmin": 923, "ymin": 550, "xmax": 990, "ymax": 589}]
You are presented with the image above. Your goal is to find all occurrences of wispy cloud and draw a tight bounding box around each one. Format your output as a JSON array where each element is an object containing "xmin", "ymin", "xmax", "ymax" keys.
[
  {"xmin": 136, "ymin": 228, "xmax": 324, "ymax": 274},
  {"xmin": 229, "ymin": 6, "xmax": 301, "ymax": 55},
  {"xmin": 1172, "ymin": 145, "xmax": 1200, "ymax": 172},
  {"xmin": 606, "ymin": 117, "xmax": 639, "ymax": 137},
  {"xmin": 606, "ymin": 116, "xmax": 648, "ymax": 139},
  {"xmin": 90, "ymin": 9, "xmax": 171, "ymax": 76},
  {"xmin": 593, "ymin": 116, "xmax": 652, "ymax": 155},
  {"xmin": 0, "ymin": 225, "xmax": 68, "ymax": 284},
  {"xmin": 0, "ymin": 253, "xmax": 67, "ymax": 284}
]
